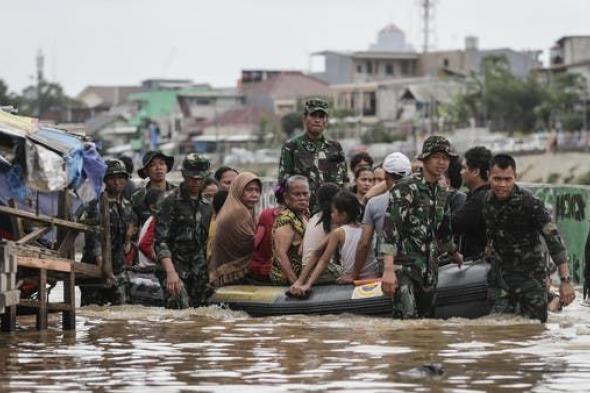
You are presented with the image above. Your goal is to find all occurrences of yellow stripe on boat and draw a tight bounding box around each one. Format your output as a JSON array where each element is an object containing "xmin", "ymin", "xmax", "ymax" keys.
[{"xmin": 210, "ymin": 285, "xmax": 286, "ymax": 303}]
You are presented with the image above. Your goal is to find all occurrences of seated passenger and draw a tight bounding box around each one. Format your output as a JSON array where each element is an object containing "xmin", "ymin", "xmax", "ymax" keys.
[
  {"xmin": 209, "ymin": 172, "xmax": 261, "ymax": 287},
  {"xmin": 249, "ymin": 184, "xmax": 285, "ymax": 282},
  {"xmin": 352, "ymin": 165, "xmax": 375, "ymax": 206},
  {"xmin": 301, "ymin": 183, "xmax": 340, "ymax": 267},
  {"xmin": 290, "ymin": 191, "xmax": 380, "ymax": 296},
  {"xmin": 270, "ymin": 176, "xmax": 310, "ymax": 285},
  {"xmin": 206, "ymin": 190, "xmax": 229, "ymax": 263}
]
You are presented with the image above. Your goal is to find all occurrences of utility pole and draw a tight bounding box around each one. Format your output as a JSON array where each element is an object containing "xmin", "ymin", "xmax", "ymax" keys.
[
  {"xmin": 419, "ymin": 0, "xmax": 436, "ymax": 54},
  {"xmin": 36, "ymin": 49, "xmax": 45, "ymax": 117}
]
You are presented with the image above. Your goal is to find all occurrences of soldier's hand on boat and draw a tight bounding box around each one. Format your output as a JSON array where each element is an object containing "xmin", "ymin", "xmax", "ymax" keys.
[
  {"xmin": 559, "ymin": 282, "xmax": 575, "ymax": 306},
  {"xmin": 450, "ymin": 251, "xmax": 463, "ymax": 268},
  {"xmin": 337, "ymin": 274, "xmax": 353, "ymax": 284},
  {"xmin": 166, "ymin": 270, "xmax": 183, "ymax": 296},
  {"xmin": 381, "ymin": 269, "xmax": 398, "ymax": 297}
]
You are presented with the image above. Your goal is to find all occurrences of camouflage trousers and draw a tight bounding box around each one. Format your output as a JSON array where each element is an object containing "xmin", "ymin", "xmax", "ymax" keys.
[
  {"xmin": 392, "ymin": 271, "xmax": 436, "ymax": 319},
  {"xmin": 157, "ymin": 267, "xmax": 210, "ymax": 310},
  {"xmin": 488, "ymin": 263, "xmax": 548, "ymax": 323},
  {"xmin": 80, "ymin": 272, "xmax": 129, "ymax": 306}
]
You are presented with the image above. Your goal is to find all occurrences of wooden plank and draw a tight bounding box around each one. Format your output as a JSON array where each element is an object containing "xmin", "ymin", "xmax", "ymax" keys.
[
  {"xmin": 1, "ymin": 305, "xmax": 16, "ymax": 332},
  {"xmin": 19, "ymin": 300, "xmax": 73, "ymax": 312},
  {"xmin": 0, "ymin": 205, "xmax": 97, "ymax": 233},
  {"xmin": 0, "ymin": 290, "xmax": 20, "ymax": 308},
  {"xmin": 57, "ymin": 191, "xmax": 75, "ymax": 259},
  {"xmin": 7, "ymin": 199, "xmax": 25, "ymax": 239},
  {"xmin": 15, "ymin": 226, "xmax": 51, "ymax": 245},
  {"xmin": 100, "ymin": 193, "xmax": 113, "ymax": 279},
  {"xmin": 17, "ymin": 256, "xmax": 72, "ymax": 273},
  {"xmin": 36, "ymin": 268, "xmax": 47, "ymax": 330},
  {"xmin": 57, "ymin": 230, "xmax": 77, "ymax": 258},
  {"xmin": 62, "ymin": 269, "xmax": 76, "ymax": 330},
  {"xmin": 72, "ymin": 262, "xmax": 101, "ymax": 278}
]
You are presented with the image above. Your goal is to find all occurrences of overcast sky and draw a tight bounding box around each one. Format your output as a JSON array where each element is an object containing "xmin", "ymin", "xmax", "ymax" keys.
[{"xmin": 1, "ymin": 0, "xmax": 588, "ymax": 96}]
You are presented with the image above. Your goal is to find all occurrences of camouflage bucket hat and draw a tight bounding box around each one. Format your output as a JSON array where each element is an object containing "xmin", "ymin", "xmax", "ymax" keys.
[
  {"xmin": 181, "ymin": 153, "xmax": 211, "ymax": 178},
  {"xmin": 304, "ymin": 98, "xmax": 329, "ymax": 115},
  {"xmin": 104, "ymin": 159, "xmax": 130, "ymax": 180},
  {"xmin": 138, "ymin": 150, "xmax": 174, "ymax": 179},
  {"xmin": 417, "ymin": 135, "xmax": 458, "ymax": 161}
]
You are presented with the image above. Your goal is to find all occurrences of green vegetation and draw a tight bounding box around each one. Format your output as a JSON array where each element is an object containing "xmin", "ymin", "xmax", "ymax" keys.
[
  {"xmin": 546, "ymin": 173, "xmax": 561, "ymax": 184},
  {"xmin": 360, "ymin": 122, "xmax": 405, "ymax": 144},
  {"xmin": 448, "ymin": 55, "xmax": 589, "ymax": 133},
  {"xmin": 0, "ymin": 78, "xmax": 77, "ymax": 119}
]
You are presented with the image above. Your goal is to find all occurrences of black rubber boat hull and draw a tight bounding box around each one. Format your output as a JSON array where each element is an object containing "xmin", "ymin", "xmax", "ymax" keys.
[{"xmin": 208, "ymin": 261, "xmax": 491, "ymax": 318}]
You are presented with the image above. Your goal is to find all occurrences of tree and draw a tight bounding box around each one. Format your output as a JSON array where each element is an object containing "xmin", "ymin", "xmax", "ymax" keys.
[
  {"xmin": 281, "ymin": 112, "xmax": 303, "ymax": 137},
  {"xmin": 0, "ymin": 79, "xmax": 19, "ymax": 109},
  {"xmin": 17, "ymin": 80, "xmax": 73, "ymax": 118},
  {"xmin": 360, "ymin": 122, "xmax": 404, "ymax": 144}
]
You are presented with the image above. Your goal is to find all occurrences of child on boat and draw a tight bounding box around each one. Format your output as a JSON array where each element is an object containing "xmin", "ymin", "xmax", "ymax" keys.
[{"xmin": 289, "ymin": 190, "xmax": 380, "ymax": 296}]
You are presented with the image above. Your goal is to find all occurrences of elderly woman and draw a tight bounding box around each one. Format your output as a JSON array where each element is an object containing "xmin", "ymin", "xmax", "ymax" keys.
[
  {"xmin": 270, "ymin": 176, "xmax": 311, "ymax": 286},
  {"xmin": 209, "ymin": 172, "xmax": 262, "ymax": 287}
]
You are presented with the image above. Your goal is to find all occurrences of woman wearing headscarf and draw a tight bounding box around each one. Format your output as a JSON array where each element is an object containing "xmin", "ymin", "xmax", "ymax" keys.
[{"xmin": 209, "ymin": 172, "xmax": 262, "ymax": 287}]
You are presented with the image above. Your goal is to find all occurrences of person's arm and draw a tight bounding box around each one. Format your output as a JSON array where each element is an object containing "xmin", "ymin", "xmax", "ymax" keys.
[
  {"xmin": 278, "ymin": 143, "xmax": 293, "ymax": 183},
  {"xmin": 363, "ymin": 181, "xmax": 387, "ymax": 203},
  {"xmin": 437, "ymin": 199, "xmax": 463, "ymax": 266},
  {"xmin": 296, "ymin": 229, "xmax": 343, "ymax": 292},
  {"xmin": 347, "ymin": 224, "xmax": 374, "ymax": 282},
  {"xmin": 379, "ymin": 186, "xmax": 408, "ymax": 295},
  {"xmin": 154, "ymin": 196, "xmax": 182, "ymax": 295},
  {"xmin": 291, "ymin": 236, "xmax": 329, "ymax": 293},
  {"xmin": 274, "ymin": 225, "xmax": 298, "ymax": 284},
  {"xmin": 531, "ymin": 197, "xmax": 575, "ymax": 305}
]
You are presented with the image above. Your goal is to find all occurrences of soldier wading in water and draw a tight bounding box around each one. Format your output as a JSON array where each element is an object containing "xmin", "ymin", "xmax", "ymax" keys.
[
  {"xmin": 380, "ymin": 136, "xmax": 463, "ymax": 318},
  {"xmin": 483, "ymin": 154, "xmax": 575, "ymax": 322}
]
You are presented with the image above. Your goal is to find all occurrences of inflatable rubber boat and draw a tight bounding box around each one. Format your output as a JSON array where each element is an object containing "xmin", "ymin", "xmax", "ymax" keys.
[{"xmin": 208, "ymin": 261, "xmax": 491, "ymax": 318}]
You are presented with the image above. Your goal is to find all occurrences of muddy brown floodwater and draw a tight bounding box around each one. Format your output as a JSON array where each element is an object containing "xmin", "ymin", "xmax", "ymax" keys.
[{"xmin": 1, "ymin": 296, "xmax": 590, "ymax": 392}]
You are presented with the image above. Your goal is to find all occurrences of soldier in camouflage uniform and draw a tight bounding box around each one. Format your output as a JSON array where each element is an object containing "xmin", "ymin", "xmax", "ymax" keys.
[
  {"xmin": 131, "ymin": 150, "xmax": 176, "ymax": 227},
  {"xmin": 155, "ymin": 154, "xmax": 213, "ymax": 309},
  {"xmin": 78, "ymin": 159, "xmax": 138, "ymax": 306},
  {"xmin": 380, "ymin": 136, "xmax": 463, "ymax": 318},
  {"xmin": 278, "ymin": 98, "xmax": 347, "ymax": 209},
  {"xmin": 483, "ymin": 154, "xmax": 575, "ymax": 322}
]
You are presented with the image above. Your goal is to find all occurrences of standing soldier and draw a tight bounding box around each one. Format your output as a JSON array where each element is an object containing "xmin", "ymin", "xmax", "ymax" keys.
[
  {"xmin": 78, "ymin": 159, "xmax": 137, "ymax": 306},
  {"xmin": 483, "ymin": 154, "xmax": 575, "ymax": 322},
  {"xmin": 131, "ymin": 150, "xmax": 176, "ymax": 227},
  {"xmin": 380, "ymin": 136, "xmax": 463, "ymax": 318},
  {"xmin": 155, "ymin": 154, "xmax": 213, "ymax": 309},
  {"xmin": 278, "ymin": 98, "xmax": 347, "ymax": 208}
]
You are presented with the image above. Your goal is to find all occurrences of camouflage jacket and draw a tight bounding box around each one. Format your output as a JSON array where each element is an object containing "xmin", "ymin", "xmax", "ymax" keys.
[
  {"xmin": 278, "ymin": 133, "xmax": 347, "ymax": 202},
  {"xmin": 379, "ymin": 173, "xmax": 455, "ymax": 284},
  {"xmin": 77, "ymin": 192, "xmax": 137, "ymax": 275},
  {"xmin": 154, "ymin": 183, "xmax": 212, "ymax": 275},
  {"xmin": 131, "ymin": 181, "xmax": 176, "ymax": 227},
  {"xmin": 482, "ymin": 185, "xmax": 567, "ymax": 273}
]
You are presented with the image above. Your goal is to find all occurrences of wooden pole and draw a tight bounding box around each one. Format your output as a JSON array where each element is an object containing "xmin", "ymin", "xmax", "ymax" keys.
[
  {"xmin": 100, "ymin": 193, "xmax": 113, "ymax": 280},
  {"xmin": 36, "ymin": 268, "xmax": 47, "ymax": 330}
]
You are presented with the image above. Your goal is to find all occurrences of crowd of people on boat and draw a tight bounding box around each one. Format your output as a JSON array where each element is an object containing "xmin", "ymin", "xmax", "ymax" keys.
[{"xmin": 78, "ymin": 98, "xmax": 576, "ymax": 322}]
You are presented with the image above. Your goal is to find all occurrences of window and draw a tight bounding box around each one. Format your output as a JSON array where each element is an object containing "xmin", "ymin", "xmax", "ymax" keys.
[
  {"xmin": 366, "ymin": 61, "xmax": 373, "ymax": 75},
  {"xmin": 385, "ymin": 63, "xmax": 394, "ymax": 75},
  {"xmin": 357, "ymin": 64, "xmax": 363, "ymax": 73},
  {"xmin": 443, "ymin": 58, "xmax": 449, "ymax": 67}
]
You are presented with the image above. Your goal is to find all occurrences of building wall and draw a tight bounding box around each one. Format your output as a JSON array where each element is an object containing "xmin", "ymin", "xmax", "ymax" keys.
[
  {"xmin": 417, "ymin": 50, "xmax": 472, "ymax": 76},
  {"xmin": 183, "ymin": 96, "xmax": 244, "ymax": 121},
  {"xmin": 322, "ymin": 53, "xmax": 354, "ymax": 85},
  {"xmin": 352, "ymin": 59, "xmax": 418, "ymax": 82},
  {"xmin": 563, "ymin": 37, "xmax": 590, "ymax": 65},
  {"xmin": 473, "ymin": 49, "xmax": 541, "ymax": 79}
]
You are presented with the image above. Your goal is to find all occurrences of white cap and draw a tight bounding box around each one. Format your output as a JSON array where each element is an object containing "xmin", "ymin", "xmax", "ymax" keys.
[{"xmin": 382, "ymin": 152, "xmax": 411, "ymax": 176}]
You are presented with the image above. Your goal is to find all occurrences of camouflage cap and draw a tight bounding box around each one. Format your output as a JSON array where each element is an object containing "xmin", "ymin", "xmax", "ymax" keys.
[
  {"xmin": 138, "ymin": 150, "xmax": 174, "ymax": 179},
  {"xmin": 417, "ymin": 135, "xmax": 458, "ymax": 161},
  {"xmin": 304, "ymin": 98, "xmax": 330, "ymax": 115},
  {"xmin": 181, "ymin": 153, "xmax": 211, "ymax": 178},
  {"xmin": 104, "ymin": 159, "xmax": 129, "ymax": 180}
]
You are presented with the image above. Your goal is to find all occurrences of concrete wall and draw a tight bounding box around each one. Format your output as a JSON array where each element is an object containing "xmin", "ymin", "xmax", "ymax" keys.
[
  {"xmin": 533, "ymin": 184, "xmax": 590, "ymax": 285},
  {"xmin": 323, "ymin": 53, "xmax": 354, "ymax": 85},
  {"xmin": 563, "ymin": 37, "xmax": 590, "ymax": 65}
]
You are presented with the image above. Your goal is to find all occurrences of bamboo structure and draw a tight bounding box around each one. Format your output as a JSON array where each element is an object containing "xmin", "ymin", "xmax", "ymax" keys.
[{"xmin": 0, "ymin": 190, "xmax": 107, "ymax": 332}]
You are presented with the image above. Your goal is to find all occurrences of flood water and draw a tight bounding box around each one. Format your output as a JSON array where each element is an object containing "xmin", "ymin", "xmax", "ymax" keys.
[{"xmin": 1, "ymin": 296, "xmax": 590, "ymax": 392}]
